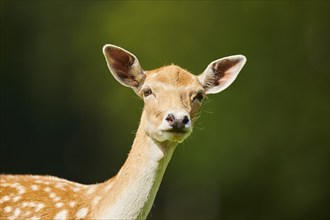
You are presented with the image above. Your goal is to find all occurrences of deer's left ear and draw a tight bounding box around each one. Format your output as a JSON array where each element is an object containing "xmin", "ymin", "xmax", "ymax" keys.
[
  {"xmin": 103, "ymin": 44, "xmax": 145, "ymax": 93},
  {"xmin": 198, "ymin": 55, "xmax": 246, "ymax": 94}
]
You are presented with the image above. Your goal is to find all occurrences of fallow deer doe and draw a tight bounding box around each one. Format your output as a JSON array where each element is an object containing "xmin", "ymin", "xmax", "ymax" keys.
[{"xmin": 0, "ymin": 45, "xmax": 246, "ymax": 220}]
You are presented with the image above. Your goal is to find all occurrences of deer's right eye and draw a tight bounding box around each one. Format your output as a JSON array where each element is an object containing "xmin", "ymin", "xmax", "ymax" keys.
[
  {"xmin": 193, "ymin": 91, "xmax": 205, "ymax": 102},
  {"xmin": 143, "ymin": 88, "xmax": 153, "ymax": 97}
]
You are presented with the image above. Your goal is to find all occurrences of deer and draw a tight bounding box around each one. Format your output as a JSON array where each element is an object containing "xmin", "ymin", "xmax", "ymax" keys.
[{"xmin": 0, "ymin": 44, "xmax": 246, "ymax": 220}]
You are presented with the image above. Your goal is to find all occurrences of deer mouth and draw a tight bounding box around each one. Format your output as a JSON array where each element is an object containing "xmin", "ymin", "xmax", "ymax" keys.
[
  {"xmin": 161, "ymin": 129, "xmax": 192, "ymax": 143},
  {"xmin": 163, "ymin": 127, "xmax": 192, "ymax": 138},
  {"xmin": 154, "ymin": 126, "xmax": 192, "ymax": 143},
  {"xmin": 166, "ymin": 128, "xmax": 188, "ymax": 134}
]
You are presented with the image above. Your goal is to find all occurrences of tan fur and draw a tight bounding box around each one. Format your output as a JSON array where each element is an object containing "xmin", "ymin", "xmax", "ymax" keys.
[
  {"xmin": 143, "ymin": 65, "xmax": 204, "ymax": 123},
  {"xmin": 146, "ymin": 65, "xmax": 197, "ymax": 87}
]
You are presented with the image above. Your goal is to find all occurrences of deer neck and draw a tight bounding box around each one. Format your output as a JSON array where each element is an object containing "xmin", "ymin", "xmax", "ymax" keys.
[{"xmin": 95, "ymin": 111, "xmax": 177, "ymax": 220}]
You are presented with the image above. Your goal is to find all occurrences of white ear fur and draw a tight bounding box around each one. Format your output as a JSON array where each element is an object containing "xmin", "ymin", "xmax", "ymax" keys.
[
  {"xmin": 103, "ymin": 44, "xmax": 145, "ymax": 93},
  {"xmin": 198, "ymin": 55, "xmax": 246, "ymax": 94}
]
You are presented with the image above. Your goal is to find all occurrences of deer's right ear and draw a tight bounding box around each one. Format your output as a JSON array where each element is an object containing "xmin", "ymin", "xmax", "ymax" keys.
[
  {"xmin": 198, "ymin": 55, "xmax": 246, "ymax": 94},
  {"xmin": 103, "ymin": 44, "xmax": 145, "ymax": 92}
]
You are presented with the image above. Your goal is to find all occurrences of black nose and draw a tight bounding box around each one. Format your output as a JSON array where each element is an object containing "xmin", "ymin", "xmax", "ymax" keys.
[{"xmin": 165, "ymin": 114, "xmax": 190, "ymax": 130}]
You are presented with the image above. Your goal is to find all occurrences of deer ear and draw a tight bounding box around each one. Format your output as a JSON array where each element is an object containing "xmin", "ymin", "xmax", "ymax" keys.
[
  {"xmin": 198, "ymin": 55, "xmax": 246, "ymax": 94},
  {"xmin": 103, "ymin": 44, "xmax": 145, "ymax": 92}
]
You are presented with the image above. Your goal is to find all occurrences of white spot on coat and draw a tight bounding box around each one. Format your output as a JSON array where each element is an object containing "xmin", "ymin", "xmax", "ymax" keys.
[
  {"xmin": 72, "ymin": 187, "xmax": 81, "ymax": 192},
  {"xmin": 56, "ymin": 202, "xmax": 64, "ymax": 208},
  {"xmin": 4, "ymin": 206, "xmax": 12, "ymax": 213},
  {"xmin": 35, "ymin": 203, "xmax": 45, "ymax": 212},
  {"xmin": 49, "ymin": 193, "xmax": 57, "ymax": 198},
  {"xmin": 53, "ymin": 196, "xmax": 61, "ymax": 202},
  {"xmin": 86, "ymin": 187, "xmax": 96, "ymax": 195},
  {"xmin": 31, "ymin": 185, "xmax": 39, "ymax": 191},
  {"xmin": 0, "ymin": 195, "xmax": 10, "ymax": 204},
  {"xmin": 76, "ymin": 207, "xmax": 88, "ymax": 219},
  {"xmin": 12, "ymin": 196, "xmax": 21, "ymax": 202},
  {"xmin": 53, "ymin": 209, "xmax": 67, "ymax": 220},
  {"xmin": 17, "ymin": 186, "xmax": 26, "ymax": 194},
  {"xmin": 28, "ymin": 202, "xmax": 36, "ymax": 207},
  {"xmin": 69, "ymin": 201, "xmax": 76, "ymax": 207},
  {"xmin": 9, "ymin": 208, "xmax": 21, "ymax": 219}
]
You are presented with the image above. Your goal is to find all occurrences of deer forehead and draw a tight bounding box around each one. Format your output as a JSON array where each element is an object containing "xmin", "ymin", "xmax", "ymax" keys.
[{"xmin": 145, "ymin": 65, "xmax": 202, "ymax": 90}]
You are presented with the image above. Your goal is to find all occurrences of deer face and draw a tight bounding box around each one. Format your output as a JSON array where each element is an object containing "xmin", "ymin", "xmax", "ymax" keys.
[
  {"xmin": 140, "ymin": 66, "xmax": 204, "ymax": 142},
  {"xmin": 103, "ymin": 45, "xmax": 246, "ymax": 143}
]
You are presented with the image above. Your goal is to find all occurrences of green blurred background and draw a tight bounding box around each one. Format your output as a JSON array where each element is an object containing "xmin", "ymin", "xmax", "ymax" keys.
[{"xmin": 1, "ymin": 1, "xmax": 329, "ymax": 220}]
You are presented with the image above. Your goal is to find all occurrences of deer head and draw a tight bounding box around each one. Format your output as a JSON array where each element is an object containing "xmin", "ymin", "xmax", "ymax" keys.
[{"xmin": 103, "ymin": 45, "xmax": 246, "ymax": 144}]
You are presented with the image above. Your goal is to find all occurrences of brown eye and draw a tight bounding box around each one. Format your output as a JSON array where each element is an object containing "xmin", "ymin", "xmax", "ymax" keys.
[
  {"xmin": 143, "ymin": 88, "xmax": 153, "ymax": 97},
  {"xmin": 193, "ymin": 91, "xmax": 204, "ymax": 102}
]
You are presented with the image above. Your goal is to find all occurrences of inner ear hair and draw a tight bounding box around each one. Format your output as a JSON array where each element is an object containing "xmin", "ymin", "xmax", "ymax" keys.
[
  {"xmin": 212, "ymin": 57, "xmax": 243, "ymax": 84},
  {"xmin": 103, "ymin": 44, "xmax": 145, "ymax": 90},
  {"xmin": 199, "ymin": 55, "xmax": 246, "ymax": 94},
  {"xmin": 108, "ymin": 47, "xmax": 135, "ymax": 75}
]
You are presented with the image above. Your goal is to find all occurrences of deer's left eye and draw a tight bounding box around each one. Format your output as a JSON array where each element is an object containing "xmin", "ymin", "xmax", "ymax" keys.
[
  {"xmin": 143, "ymin": 88, "xmax": 153, "ymax": 97},
  {"xmin": 193, "ymin": 91, "xmax": 205, "ymax": 102}
]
